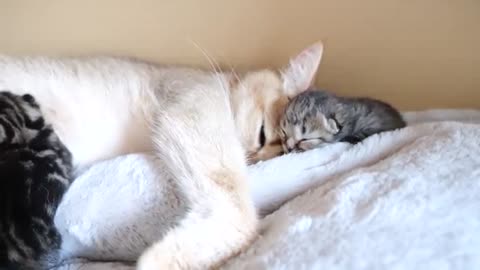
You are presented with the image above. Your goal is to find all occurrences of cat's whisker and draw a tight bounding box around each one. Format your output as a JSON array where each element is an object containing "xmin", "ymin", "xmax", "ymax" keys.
[
  {"xmin": 188, "ymin": 39, "xmax": 228, "ymax": 93},
  {"xmin": 226, "ymin": 63, "xmax": 247, "ymax": 91}
]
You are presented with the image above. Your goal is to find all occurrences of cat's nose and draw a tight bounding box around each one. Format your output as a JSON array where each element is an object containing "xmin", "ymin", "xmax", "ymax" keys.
[
  {"xmin": 285, "ymin": 139, "xmax": 296, "ymax": 153},
  {"xmin": 281, "ymin": 142, "xmax": 289, "ymax": 153}
]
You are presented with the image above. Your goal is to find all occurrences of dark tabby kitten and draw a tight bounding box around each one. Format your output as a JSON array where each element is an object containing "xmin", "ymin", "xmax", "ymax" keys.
[
  {"xmin": 0, "ymin": 91, "xmax": 73, "ymax": 269},
  {"xmin": 280, "ymin": 90, "xmax": 406, "ymax": 152}
]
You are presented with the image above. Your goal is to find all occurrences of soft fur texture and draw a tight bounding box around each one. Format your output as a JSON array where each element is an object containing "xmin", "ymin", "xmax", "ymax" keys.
[
  {"xmin": 49, "ymin": 109, "xmax": 480, "ymax": 270},
  {"xmin": 280, "ymin": 89, "xmax": 406, "ymax": 152},
  {"xmin": 53, "ymin": 143, "xmax": 351, "ymax": 263},
  {"xmin": 0, "ymin": 92, "xmax": 72, "ymax": 269},
  {"xmin": 0, "ymin": 42, "xmax": 324, "ymax": 269},
  {"xmin": 226, "ymin": 121, "xmax": 480, "ymax": 270}
]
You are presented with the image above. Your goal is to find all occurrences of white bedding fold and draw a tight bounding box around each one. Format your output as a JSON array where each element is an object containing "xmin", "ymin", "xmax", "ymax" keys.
[
  {"xmin": 225, "ymin": 121, "xmax": 480, "ymax": 269},
  {"xmin": 53, "ymin": 109, "xmax": 480, "ymax": 269}
]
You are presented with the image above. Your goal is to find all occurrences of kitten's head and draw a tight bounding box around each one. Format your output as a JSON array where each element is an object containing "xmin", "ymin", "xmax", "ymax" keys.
[
  {"xmin": 279, "ymin": 91, "xmax": 341, "ymax": 153},
  {"xmin": 229, "ymin": 42, "xmax": 324, "ymax": 163}
]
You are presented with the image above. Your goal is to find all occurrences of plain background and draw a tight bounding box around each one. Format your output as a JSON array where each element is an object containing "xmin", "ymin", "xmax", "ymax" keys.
[{"xmin": 1, "ymin": 0, "xmax": 479, "ymax": 109}]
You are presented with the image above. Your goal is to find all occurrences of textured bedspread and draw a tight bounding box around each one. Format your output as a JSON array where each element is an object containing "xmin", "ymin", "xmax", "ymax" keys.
[{"xmin": 53, "ymin": 109, "xmax": 480, "ymax": 270}]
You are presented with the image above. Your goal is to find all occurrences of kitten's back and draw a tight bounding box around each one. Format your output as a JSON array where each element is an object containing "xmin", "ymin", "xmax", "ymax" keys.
[
  {"xmin": 297, "ymin": 90, "xmax": 406, "ymax": 143},
  {"xmin": 346, "ymin": 96, "xmax": 406, "ymax": 132}
]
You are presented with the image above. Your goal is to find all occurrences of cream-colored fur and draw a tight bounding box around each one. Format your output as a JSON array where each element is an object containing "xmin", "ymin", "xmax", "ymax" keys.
[{"xmin": 0, "ymin": 42, "xmax": 323, "ymax": 269}]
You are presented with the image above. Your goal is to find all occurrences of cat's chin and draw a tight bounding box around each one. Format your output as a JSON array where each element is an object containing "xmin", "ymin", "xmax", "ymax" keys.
[{"xmin": 287, "ymin": 146, "xmax": 322, "ymax": 154}]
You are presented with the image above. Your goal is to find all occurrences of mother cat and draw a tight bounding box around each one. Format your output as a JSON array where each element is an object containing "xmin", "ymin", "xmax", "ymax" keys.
[{"xmin": 0, "ymin": 41, "xmax": 323, "ymax": 269}]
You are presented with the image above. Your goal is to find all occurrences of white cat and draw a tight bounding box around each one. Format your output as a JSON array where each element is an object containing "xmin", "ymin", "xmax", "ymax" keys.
[{"xmin": 0, "ymin": 41, "xmax": 324, "ymax": 269}]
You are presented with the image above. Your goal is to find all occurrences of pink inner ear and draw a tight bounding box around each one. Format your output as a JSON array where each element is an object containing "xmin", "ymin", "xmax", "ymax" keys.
[
  {"xmin": 293, "ymin": 42, "xmax": 324, "ymax": 90},
  {"xmin": 298, "ymin": 42, "xmax": 323, "ymax": 62},
  {"xmin": 294, "ymin": 51, "xmax": 311, "ymax": 66},
  {"xmin": 282, "ymin": 41, "xmax": 324, "ymax": 95}
]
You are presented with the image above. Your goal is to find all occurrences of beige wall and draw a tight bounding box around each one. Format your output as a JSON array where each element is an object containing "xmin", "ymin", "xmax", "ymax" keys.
[{"xmin": 1, "ymin": 0, "xmax": 479, "ymax": 109}]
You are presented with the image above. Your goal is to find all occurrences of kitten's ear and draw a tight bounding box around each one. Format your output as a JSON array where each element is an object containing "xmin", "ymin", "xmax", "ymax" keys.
[
  {"xmin": 281, "ymin": 41, "xmax": 324, "ymax": 97},
  {"xmin": 327, "ymin": 118, "xmax": 340, "ymax": 134}
]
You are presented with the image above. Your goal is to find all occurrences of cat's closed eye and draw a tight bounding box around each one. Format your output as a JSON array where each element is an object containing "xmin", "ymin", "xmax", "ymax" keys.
[{"xmin": 258, "ymin": 124, "xmax": 266, "ymax": 148}]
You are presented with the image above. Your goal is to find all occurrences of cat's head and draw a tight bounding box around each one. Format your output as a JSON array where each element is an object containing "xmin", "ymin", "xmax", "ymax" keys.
[
  {"xmin": 0, "ymin": 92, "xmax": 43, "ymax": 148},
  {"xmin": 279, "ymin": 91, "xmax": 341, "ymax": 153},
  {"xmin": 229, "ymin": 41, "xmax": 324, "ymax": 163}
]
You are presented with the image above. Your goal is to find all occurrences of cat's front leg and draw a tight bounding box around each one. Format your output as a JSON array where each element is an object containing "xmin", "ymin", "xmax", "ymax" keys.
[
  {"xmin": 137, "ymin": 173, "xmax": 257, "ymax": 269},
  {"xmin": 137, "ymin": 107, "xmax": 257, "ymax": 269}
]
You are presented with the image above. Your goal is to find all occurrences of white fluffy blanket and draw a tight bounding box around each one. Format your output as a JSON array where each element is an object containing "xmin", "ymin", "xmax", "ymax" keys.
[{"xmin": 53, "ymin": 110, "xmax": 480, "ymax": 270}]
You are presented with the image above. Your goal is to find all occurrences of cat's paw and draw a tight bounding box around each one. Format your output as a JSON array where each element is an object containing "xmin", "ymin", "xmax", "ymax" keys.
[{"xmin": 137, "ymin": 244, "xmax": 182, "ymax": 270}]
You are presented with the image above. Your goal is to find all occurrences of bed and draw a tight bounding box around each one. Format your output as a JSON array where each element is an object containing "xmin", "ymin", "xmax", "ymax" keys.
[{"xmin": 52, "ymin": 109, "xmax": 480, "ymax": 270}]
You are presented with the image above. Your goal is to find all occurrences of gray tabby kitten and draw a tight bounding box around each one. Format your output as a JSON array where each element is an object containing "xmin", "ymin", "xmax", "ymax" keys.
[
  {"xmin": 279, "ymin": 90, "xmax": 406, "ymax": 152},
  {"xmin": 0, "ymin": 91, "xmax": 73, "ymax": 270}
]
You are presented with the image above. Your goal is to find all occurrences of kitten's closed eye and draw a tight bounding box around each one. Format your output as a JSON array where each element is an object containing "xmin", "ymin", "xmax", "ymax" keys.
[
  {"xmin": 297, "ymin": 138, "xmax": 325, "ymax": 151},
  {"xmin": 300, "ymin": 137, "xmax": 324, "ymax": 143}
]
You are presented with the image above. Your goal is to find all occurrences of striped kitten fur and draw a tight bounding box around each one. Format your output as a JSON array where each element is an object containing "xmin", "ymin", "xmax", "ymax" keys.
[
  {"xmin": 280, "ymin": 90, "xmax": 406, "ymax": 152},
  {"xmin": 0, "ymin": 91, "xmax": 73, "ymax": 270}
]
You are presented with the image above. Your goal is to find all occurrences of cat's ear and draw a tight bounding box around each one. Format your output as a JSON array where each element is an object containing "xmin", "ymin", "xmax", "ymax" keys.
[{"xmin": 281, "ymin": 41, "xmax": 324, "ymax": 97}]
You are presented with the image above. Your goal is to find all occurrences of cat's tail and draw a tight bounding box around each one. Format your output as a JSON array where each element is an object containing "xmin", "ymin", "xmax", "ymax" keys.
[
  {"xmin": 40, "ymin": 248, "xmax": 63, "ymax": 270},
  {"xmin": 0, "ymin": 233, "xmax": 62, "ymax": 270},
  {"xmin": 0, "ymin": 250, "xmax": 57, "ymax": 270}
]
